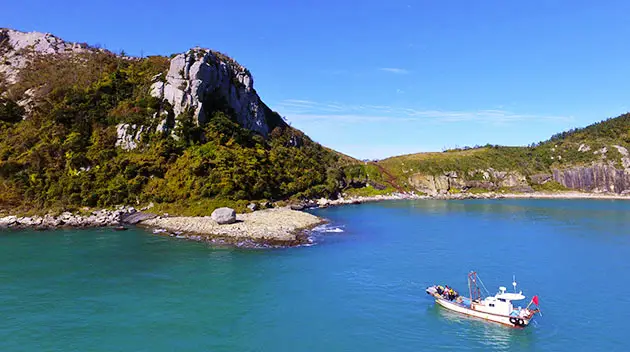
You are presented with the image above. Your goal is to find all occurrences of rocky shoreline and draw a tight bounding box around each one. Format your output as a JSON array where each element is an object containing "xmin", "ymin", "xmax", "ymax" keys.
[
  {"xmin": 140, "ymin": 208, "xmax": 324, "ymax": 247},
  {"xmin": 0, "ymin": 206, "xmax": 144, "ymax": 230}
]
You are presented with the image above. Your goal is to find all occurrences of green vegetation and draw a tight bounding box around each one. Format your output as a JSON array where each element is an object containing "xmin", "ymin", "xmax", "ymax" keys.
[
  {"xmin": 0, "ymin": 50, "xmax": 365, "ymax": 214},
  {"xmin": 343, "ymin": 185, "xmax": 396, "ymax": 198},
  {"xmin": 376, "ymin": 113, "xmax": 630, "ymax": 190},
  {"xmin": 3, "ymin": 38, "xmax": 629, "ymax": 213}
]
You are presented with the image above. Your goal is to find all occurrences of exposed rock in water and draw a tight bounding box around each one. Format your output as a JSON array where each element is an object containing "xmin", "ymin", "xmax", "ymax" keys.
[{"xmin": 211, "ymin": 207, "xmax": 236, "ymax": 224}]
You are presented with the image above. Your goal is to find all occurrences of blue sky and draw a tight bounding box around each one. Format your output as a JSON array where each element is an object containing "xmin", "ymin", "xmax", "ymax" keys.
[{"xmin": 3, "ymin": 1, "xmax": 630, "ymax": 159}]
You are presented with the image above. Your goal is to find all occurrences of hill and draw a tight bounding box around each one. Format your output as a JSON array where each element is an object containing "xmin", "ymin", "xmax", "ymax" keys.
[
  {"xmin": 375, "ymin": 113, "xmax": 630, "ymax": 195},
  {"xmin": 0, "ymin": 28, "xmax": 373, "ymax": 214},
  {"xmin": 2, "ymin": 28, "xmax": 629, "ymax": 215}
]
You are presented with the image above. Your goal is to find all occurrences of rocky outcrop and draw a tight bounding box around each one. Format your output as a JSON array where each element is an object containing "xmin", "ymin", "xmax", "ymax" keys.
[
  {"xmin": 148, "ymin": 48, "xmax": 283, "ymax": 137},
  {"xmin": 114, "ymin": 47, "xmax": 287, "ymax": 149},
  {"xmin": 1, "ymin": 29, "xmax": 284, "ymax": 149},
  {"xmin": 0, "ymin": 28, "xmax": 89, "ymax": 85},
  {"xmin": 408, "ymin": 169, "xmax": 529, "ymax": 194},
  {"xmin": 115, "ymin": 124, "xmax": 149, "ymax": 150}
]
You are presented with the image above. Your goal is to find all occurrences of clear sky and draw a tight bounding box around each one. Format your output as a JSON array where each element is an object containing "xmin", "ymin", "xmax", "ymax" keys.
[{"xmin": 3, "ymin": 1, "xmax": 630, "ymax": 159}]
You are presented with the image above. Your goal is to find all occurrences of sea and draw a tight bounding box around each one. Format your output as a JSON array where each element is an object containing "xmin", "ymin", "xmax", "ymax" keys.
[{"xmin": 1, "ymin": 199, "xmax": 629, "ymax": 351}]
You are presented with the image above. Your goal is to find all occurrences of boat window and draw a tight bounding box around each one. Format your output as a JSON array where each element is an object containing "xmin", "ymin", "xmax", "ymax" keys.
[
  {"xmin": 498, "ymin": 299, "xmax": 506, "ymax": 302},
  {"xmin": 489, "ymin": 303, "xmax": 495, "ymax": 307}
]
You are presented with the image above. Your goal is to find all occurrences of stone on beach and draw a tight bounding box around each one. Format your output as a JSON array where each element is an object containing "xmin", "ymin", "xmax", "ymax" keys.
[{"xmin": 211, "ymin": 207, "xmax": 237, "ymax": 224}]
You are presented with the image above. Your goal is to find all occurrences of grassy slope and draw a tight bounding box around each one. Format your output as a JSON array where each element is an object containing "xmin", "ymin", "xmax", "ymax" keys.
[{"xmin": 375, "ymin": 113, "xmax": 630, "ymax": 190}]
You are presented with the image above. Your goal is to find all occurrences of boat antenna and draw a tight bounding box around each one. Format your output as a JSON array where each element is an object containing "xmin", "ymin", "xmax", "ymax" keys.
[{"xmin": 512, "ymin": 275, "xmax": 517, "ymax": 293}]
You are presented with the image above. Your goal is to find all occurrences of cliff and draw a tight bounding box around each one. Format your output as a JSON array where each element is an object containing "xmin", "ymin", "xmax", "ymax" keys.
[{"xmin": 118, "ymin": 47, "xmax": 287, "ymax": 149}]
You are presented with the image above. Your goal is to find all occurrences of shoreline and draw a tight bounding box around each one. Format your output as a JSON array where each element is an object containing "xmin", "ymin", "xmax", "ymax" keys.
[
  {"xmin": 139, "ymin": 208, "xmax": 324, "ymax": 247},
  {"xmin": 318, "ymin": 190, "xmax": 630, "ymax": 207},
  {"xmin": 2, "ymin": 191, "xmax": 629, "ymax": 247}
]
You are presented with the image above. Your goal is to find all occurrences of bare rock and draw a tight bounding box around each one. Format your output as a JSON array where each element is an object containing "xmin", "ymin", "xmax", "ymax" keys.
[
  {"xmin": 211, "ymin": 207, "xmax": 236, "ymax": 225},
  {"xmin": 290, "ymin": 203, "xmax": 305, "ymax": 211},
  {"xmin": 121, "ymin": 212, "xmax": 157, "ymax": 225}
]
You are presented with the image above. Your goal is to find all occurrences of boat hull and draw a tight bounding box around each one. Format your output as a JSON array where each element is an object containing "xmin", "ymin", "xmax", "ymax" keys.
[{"xmin": 434, "ymin": 298, "xmax": 531, "ymax": 328}]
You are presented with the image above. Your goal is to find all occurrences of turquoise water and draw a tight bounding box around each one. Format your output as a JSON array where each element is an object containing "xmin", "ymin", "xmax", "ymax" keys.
[{"xmin": 1, "ymin": 199, "xmax": 629, "ymax": 351}]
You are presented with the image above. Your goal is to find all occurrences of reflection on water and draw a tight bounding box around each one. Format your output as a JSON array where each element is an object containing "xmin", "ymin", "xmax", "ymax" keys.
[
  {"xmin": 427, "ymin": 304, "xmax": 535, "ymax": 351},
  {"xmin": 393, "ymin": 199, "xmax": 630, "ymax": 238}
]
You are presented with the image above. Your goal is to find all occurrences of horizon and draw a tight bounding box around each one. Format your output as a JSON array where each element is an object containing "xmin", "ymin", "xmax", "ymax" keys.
[{"xmin": 3, "ymin": 1, "xmax": 630, "ymax": 159}]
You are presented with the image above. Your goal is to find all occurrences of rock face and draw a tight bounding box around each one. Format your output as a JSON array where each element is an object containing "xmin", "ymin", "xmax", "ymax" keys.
[
  {"xmin": 552, "ymin": 163, "xmax": 630, "ymax": 193},
  {"xmin": 408, "ymin": 169, "xmax": 529, "ymax": 194},
  {"xmin": 211, "ymin": 207, "xmax": 236, "ymax": 224},
  {"xmin": 1, "ymin": 28, "xmax": 285, "ymax": 149},
  {"xmin": 149, "ymin": 48, "xmax": 282, "ymax": 137},
  {"xmin": 0, "ymin": 28, "xmax": 89, "ymax": 85},
  {"xmin": 115, "ymin": 124, "xmax": 148, "ymax": 150}
]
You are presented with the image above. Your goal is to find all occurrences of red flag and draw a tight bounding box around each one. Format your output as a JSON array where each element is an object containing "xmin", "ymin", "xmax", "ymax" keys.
[{"xmin": 532, "ymin": 295, "xmax": 539, "ymax": 306}]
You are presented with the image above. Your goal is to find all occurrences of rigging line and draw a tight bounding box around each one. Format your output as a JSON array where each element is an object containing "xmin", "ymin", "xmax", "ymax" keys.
[{"xmin": 476, "ymin": 275, "xmax": 492, "ymax": 297}]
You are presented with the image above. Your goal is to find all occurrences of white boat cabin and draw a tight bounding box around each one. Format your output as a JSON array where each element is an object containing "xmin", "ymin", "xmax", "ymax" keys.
[{"xmin": 473, "ymin": 286, "xmax": 525, "ymax": 316}]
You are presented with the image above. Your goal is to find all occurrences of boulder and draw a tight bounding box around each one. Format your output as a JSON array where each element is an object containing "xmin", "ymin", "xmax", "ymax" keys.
[
  {"xmin": 289, "ymin": 204, "xmax": 305, "ymax": 211},
  {"xmin": 121, "ymin": 212, "xmax": 158, "ymax": 225},
  {"xmin": 247, "ymin": 203, "xmax": 258, "ymax": 212},
  {"xmin": 211, "ymin": 207, "xmax": 236, "ymax": 225}
]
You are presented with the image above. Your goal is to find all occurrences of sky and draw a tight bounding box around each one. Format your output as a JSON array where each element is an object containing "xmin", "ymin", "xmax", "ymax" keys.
[{"xmin": 3, "ymin": 1, "xmax": 630, "ymax": 159}]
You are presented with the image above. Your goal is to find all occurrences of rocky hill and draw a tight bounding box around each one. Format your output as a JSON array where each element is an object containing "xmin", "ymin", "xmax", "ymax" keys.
[
  {"xmin": 2, "ymin": 28, "xmax": 629, "ymax": 215},
  {"xmin": 0, "ymin": 28, "xmax": 364, "ymax": 214},
  {"xmin": 375, "ymin": 113, "xmax": 630, "ymax": 195}
]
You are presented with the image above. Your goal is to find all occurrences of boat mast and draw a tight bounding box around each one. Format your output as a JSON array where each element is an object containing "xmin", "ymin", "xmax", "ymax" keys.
[{"xmin": 468, "ymin": 271, "xmax": 482, "ymax": 302}]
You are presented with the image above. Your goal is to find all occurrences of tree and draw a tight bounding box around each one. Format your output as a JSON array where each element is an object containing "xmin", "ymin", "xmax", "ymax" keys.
[{"xmin": 0, "ymin": 97, "xmax": 24, "ymax": 123}]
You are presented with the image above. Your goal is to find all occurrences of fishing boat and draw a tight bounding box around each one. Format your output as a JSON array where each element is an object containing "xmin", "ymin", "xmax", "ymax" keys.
[{"xmin": 426, "ymin": 272, "xmax": 541, "ymax": 328}]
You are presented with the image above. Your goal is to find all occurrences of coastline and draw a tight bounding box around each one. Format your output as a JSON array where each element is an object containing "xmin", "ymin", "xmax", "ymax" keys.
[
  {"xmin": 319, "ymin": 190, "xmax": 630, "ymax": 207},
  {"xmin": 2, "ymin": 190, "xmax": 628, "ymax": 247},
  {"xmin": 140, "ymin": 208, "xmax": 324, "ymax": 247}
]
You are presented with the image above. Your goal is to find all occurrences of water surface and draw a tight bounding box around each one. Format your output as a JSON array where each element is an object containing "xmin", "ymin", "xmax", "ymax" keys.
[{"xmin": 1, "ymin": 199, "xmax": 629, "ymax": 351}]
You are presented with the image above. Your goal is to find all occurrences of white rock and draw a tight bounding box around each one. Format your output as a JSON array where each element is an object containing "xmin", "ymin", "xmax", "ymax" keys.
[
  {"xmin": 211, "ymin": 207, "xmax": 236, "ymax": 225},
  {"xmin": 613, "ymin": 145, "xmax": 630, "ymax": 170},
  {"xmin": 150, "ymin": 48, "xmax": 271, "ymax": 136},
  {"xmin": 0, "ymin": 28, "xmax": 89, "ymax": 85}
]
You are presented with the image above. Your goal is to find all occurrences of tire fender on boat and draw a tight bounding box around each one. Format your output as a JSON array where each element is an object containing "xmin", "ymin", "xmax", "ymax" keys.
[{"xmin": 509, "ymin": 317, "xmax": 525, "ymax": 326}]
